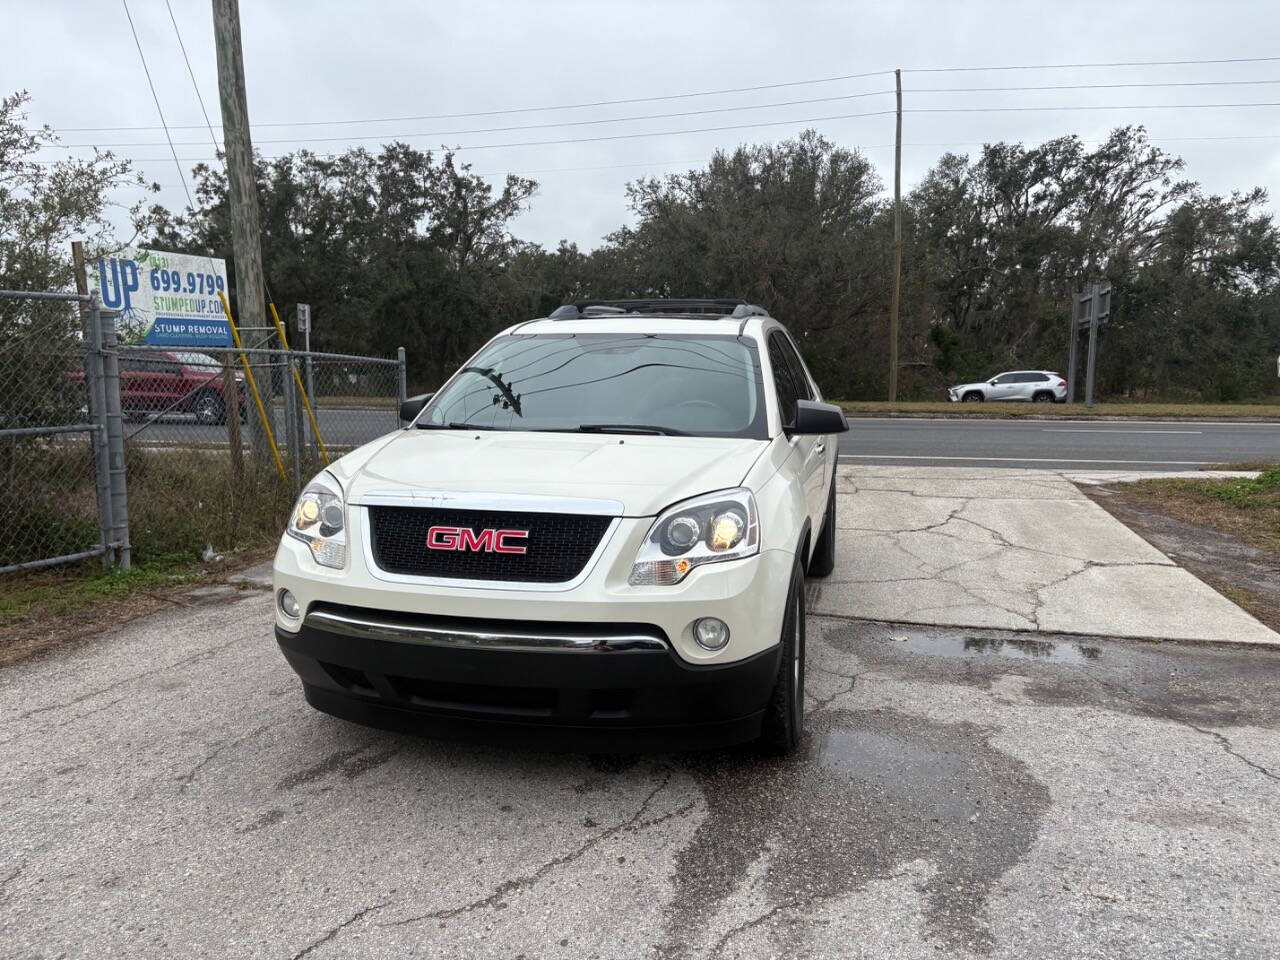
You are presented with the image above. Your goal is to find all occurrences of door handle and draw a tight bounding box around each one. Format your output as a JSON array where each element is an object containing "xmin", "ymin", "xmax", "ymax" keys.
[{"xmin": 814, "ymin": 441, "xmax": 826, "ymax": 454}]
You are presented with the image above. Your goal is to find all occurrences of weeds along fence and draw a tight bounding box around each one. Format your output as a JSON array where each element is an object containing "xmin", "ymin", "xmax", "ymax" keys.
[
  {"xmin": 119, "ymin": 345, "xmax": 404, "ymax": 564},
  {"xmin": 0, "ymin": 288, "xmax": 407, "ymax": 575}
]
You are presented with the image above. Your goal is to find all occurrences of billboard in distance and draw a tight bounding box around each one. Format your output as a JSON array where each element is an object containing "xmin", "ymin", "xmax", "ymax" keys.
[{"xmin": 92, "ymin": 248, "xmax": 232, "ymax": 346}]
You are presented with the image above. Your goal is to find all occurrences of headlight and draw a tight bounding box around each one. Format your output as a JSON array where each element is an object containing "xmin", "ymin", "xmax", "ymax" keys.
[
  {"xmin": 286, "ymin": 471, "xmax": 347, "ymax": 569},
  {"xmin": 629, "ymin": 488, "xmax": 759, "ymax": 586}
]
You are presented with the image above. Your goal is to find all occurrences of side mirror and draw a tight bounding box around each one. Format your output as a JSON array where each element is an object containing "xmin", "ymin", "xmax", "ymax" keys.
[
  {"xmin": 790, "ymin": 399, "xmax": 849, "ymax": 435},
  {"xmin": 399, "ymin": 392, "xmax": 434, "ymax": 423}
]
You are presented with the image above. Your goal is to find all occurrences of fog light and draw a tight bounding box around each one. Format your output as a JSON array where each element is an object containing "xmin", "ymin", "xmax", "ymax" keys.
[
  {"xmin": 693, "ymin": 617, "xmax": 730, "ymax": 651},
  {"xmin": 278, "ymin": 588, "xmax": 300, "ymax": 620}
]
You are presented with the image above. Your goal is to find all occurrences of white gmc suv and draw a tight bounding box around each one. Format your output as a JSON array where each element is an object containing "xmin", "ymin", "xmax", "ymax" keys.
[{"xmin": 272, "ymin": 299, "xmax": 846, "ymax": 753}]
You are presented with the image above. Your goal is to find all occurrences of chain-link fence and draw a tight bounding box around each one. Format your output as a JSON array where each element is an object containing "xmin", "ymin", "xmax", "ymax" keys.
[
  {"xmin": 118, "ymin": 345, "xmax": 403, "ymax": 564},
  {"xmin": 0, "ymin": 290, "xmax": 125, "ymax": 574},
  {"xmin": 1, "ymin": 289, "xmax": 406, "ymax": 575}
]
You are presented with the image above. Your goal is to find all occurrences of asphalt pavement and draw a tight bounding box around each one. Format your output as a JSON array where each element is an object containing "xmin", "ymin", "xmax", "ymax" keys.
[
  {"xmin": 3, "ymin": 590, "xmax": 1278, "ymax": 958},
  {"xmin": 127, "ymin": 405, "xmax": 399, "ymax": 449},
  {"xmin": 131, "ymin": 409, "xmax": 1280, "ymax": 472},
  {"xmin": 838, "ymin": 415, "xmax": 1280, "ymax": 470}
]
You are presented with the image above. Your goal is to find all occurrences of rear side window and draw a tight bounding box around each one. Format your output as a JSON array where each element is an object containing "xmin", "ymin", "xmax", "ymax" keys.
[
  {"xmin": 767, "ymin": 334, "xmax": 800, "ymax": 427},
  {"xmin": 776, "ymin": 334, "xmax": 813, "ymax": 402}
]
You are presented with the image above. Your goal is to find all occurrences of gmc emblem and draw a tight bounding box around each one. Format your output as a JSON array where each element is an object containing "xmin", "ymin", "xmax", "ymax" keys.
[{"xmin": 426, "ymin": 525, "xmax": 528, "ymax": 555}]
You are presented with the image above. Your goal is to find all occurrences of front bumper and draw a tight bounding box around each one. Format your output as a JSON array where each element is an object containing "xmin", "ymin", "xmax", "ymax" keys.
[{"xmin": 276, "ymin": 604, "xmax": 781, "ymax": 750}]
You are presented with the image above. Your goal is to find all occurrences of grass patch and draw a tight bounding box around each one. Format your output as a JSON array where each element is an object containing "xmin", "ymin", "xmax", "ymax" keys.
[
  {"xmin": 838, "ymin": 400, "xmax": 1280, "ymax": 419},
  {"xmin": 0, "ymin": 545, "xmax": 274, "ymax": 667},
  {"xmin": 1118, "ymin": 467, "xmax": 1280, "ymax": 558},
  {"xmin": 0, "ymin": 558, "xmax": 202, "ymax": 626}
]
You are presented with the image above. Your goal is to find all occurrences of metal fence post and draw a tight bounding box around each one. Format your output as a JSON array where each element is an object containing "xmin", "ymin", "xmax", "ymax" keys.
[
  {"xmin": 1084, "ymin": 283, "xmax": 1100, "ymax": 410},
  {"xmin": 97, "ymin": 300, "xmax": 131, "ymax": 569},
  {"xmin": 397, "ymin": 346, "xmax": 407, "ymax": 404},
  {"xmin": 282, "ymin": 359, "xmax": 300, "ymax": 495},
  {"xmin": 1067, "ymin": 294, "xmax": 1080, "ymax": 405},
  {"xmin": 86, "ymin": 297, "xmax": 114, "ymax": 568},
  {"xmin": 304, "ymin": 347, "xmax": 317, "ymax": 460}
]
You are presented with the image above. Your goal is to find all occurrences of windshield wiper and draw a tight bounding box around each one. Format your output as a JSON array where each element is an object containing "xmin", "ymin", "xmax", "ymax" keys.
[
  {"xmin": 574, "ymin": 423, "xmax": 688, "ymax": 436},
  {"xmin": 417, "ymin": 421, "xmax": 510, "ymax": 430}
]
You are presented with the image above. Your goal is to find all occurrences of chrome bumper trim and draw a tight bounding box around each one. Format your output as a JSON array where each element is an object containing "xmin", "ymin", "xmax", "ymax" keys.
[{"xmin": 303, "ymin": 606, "xmax": 668, "ymax": 653}]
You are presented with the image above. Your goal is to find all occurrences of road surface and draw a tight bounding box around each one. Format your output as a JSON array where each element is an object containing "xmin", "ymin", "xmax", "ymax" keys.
[
  {"xmin": 837, "ymin": 416, "xmax": 1280, "ymax": 470},
  {"xmin": 4, "ymin": 588, "xmax": 1278, "ymax": 958},
  {"xmin": 127, "ymin": 408, "xmax": 1280, "ymax": 471}
]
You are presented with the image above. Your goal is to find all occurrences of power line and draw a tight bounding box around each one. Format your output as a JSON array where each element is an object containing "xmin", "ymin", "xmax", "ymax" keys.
[
  {"xmin": 45, "ymin": 97, "xmax": 1280, "ymax": 152},
  {"xmin": 46, "ymin": 55, "xmax": 1280, "ymax": 134},
  {"xmin": 42, "ymin": 100, "xmax": 1280, "ymax": 155},
  {"xmin": 53, "ymin": 68, "xmax": 896, "ymax": 133},
  {"xmin": 903, "ymin": 55, "xmax": 1280, "ymax": 73},
  {"xmin": 912, "ymin": 79, "xmax": 1280, "ymax": 93},
  {"xmin": 164, "ymin": 0, "xmax": 221, "ymax": 156},
  {"xmin": 908, "ymin": 101, "xmax": 1280, "ymax": 114},
  {"xmin": 52, "ymin": 89, "xmax": 897, "ymax": 149}
]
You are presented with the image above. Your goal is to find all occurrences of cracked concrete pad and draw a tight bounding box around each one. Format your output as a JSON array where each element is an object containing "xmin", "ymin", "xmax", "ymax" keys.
[
  {"xmin": 829, "ymin": 466, "xmax": 1280, "ymax": 645},
  {"xmin": 1037, "ymin": 564, "xmax": 1280, "ymax": 645},
  {"xmin": 957, "ymin": 497, "xmax": 1172, "ymax": 565},
  {"xmin": 838, "ymin": 489, "xmax": 965, "ymax": 533}
]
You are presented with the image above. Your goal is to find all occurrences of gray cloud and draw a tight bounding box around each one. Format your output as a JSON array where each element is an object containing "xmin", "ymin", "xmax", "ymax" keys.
[{"xmin": 11, "ymin": 0, "xmax": 1279, "ymax": 249}]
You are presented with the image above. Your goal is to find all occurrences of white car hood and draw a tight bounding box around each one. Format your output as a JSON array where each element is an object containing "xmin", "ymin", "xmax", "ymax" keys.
[
  {"xmin": 950, "ymin": 381, "xmax": 986, "ymax": 393},
  {"xmin": 339, "ymin": 429, "xmax": 769, "ymax": 517}
]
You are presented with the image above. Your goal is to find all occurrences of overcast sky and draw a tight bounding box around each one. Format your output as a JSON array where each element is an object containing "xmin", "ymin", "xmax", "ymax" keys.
[{"xmin": 9, "ymin": 0, "xmax": 1280, "ymax": 250}]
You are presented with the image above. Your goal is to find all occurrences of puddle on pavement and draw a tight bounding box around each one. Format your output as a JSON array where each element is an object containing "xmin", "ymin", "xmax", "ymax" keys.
[
  {"xmin": 668, "ymin": 708, "xmax": 1051, "ymax": 956},
  {"xmin": 889, "ymin": 633, "xmax": 1101, "ymax": 665}
]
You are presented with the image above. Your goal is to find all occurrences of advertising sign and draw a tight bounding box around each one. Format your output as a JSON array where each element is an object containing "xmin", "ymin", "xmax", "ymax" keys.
[{"xmin": 92, "ymin": 248, "xmax": 232, "ymax": 346}]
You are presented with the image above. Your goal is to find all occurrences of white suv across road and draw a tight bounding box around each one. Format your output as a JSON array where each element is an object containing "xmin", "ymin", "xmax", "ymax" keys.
[
  {"xmin": 272, "ymin": 299, "xmax": 846, "ymax": 753},
  {"xmin": 947, "ymin": 370, "xmax": 1067, "ymax": 403}
]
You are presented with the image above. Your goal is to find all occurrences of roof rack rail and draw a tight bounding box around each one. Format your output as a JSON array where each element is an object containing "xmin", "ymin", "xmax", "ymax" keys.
[{"xmin": 548, "ymin": 298, "xmax": 771, "ymax": 320}]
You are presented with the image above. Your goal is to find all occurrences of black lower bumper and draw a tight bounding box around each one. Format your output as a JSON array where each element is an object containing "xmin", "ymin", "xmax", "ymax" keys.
[{"xmin": 275, "ymin": 608, "xmax": 781, "ymax": 751}]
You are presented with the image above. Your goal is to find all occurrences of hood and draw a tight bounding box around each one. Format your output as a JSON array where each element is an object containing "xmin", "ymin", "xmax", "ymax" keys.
[
  {"xmin": 338, "ymin": 430, "xmax": 770, "ymax": 517},
  {"xmin": 949, "ymin": 380, "xmax": 987, "ymax": 392}
]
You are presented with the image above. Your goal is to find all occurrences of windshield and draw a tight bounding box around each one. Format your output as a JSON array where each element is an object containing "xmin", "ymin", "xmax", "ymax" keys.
[
  {"xmin": 174, "ymin": 352, "xmax": 221, "ymax": 369},
  {"xmin": 421, "ymin": 333, "xmax": 767, "ymax": 439}
]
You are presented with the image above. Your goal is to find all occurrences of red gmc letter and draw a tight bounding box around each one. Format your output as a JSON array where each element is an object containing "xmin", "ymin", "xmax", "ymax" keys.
[
  {"xmin": 426, "ymin": 526, "xmax": 460, "ymax": 550},
  {"xmin": 457, "ymin": 528, "xmax": 496, "ymax": 552},
  {"xmin": 494, "ymin": 530, "xmax": 528, "ymax": 554}
]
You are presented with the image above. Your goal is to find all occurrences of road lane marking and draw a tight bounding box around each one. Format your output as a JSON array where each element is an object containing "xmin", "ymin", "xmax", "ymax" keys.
[
  {"xmin": 844, "ymin": 417, "xmax": 1279, "ymax": 427},
  {"xmin": 1041, "ymin": 429, "xmax": 1202, "ymax": 434},
  {"xmin": 837, "ymin": 454, "xmax": 1215, "ymax": 465}
]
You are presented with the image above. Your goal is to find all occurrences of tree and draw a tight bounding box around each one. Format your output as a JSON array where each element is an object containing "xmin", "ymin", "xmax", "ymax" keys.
[
  {"xmin": 582, "ymin": 131, "xmax": 889, "ymax": 397},
  {"xmin": 0, "ymin": 90, "xmax": 158, "ymax": 429},
  {"xmin": 152, "ymin": 143, "xmax": 536, "ymax": 388}
]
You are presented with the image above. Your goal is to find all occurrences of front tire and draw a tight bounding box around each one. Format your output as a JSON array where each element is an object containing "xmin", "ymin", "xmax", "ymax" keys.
[
  {"xmin": 963, "ymin": 391, "xmax": 984, "ymax": 403},
  {"xmin": 807, "ymin": 482, "xmax": 837, "ymax": 578},
  {"xmin": 194, "ymin": 390, "xmax": 226, "ymax": 426},
  {"xmin": 760, "ymin": 555, "xmax": 806, "ymax": 754}
]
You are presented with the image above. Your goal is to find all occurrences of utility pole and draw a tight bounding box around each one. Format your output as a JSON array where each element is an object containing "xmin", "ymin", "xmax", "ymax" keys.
[
  {"xmin": 888, "ymin": 68, "xmax": 903, "ymax": 402},
  {"xmin": 211, "ymin": 0, "xmax": 269, "ymax": 462}
]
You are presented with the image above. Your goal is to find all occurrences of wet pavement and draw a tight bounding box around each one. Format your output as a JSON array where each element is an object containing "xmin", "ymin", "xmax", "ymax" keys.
[{"xmin": 3, "ymin": 590, "xmax": 1280, "ymax": 958}]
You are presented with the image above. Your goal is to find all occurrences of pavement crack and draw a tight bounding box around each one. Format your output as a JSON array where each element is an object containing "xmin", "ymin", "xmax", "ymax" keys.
[
  {"xmin": 289, "ymin": 901, "xmax": 389, "ymax": 960},
  {"xmin": 384, "ymin": 772, "xmax": 674, "ymax": 927},
  {"xmin": 1185, "ymin": 724, "xmax": 1280, "ymax": 783},
  {"xmin": 811, "ymin": 672, "xmax": 862, "ymax": 712},
  {"xmin": 708, "ymin": 899, "xmax": 807, "ymax": 958},
  {"xmin": 0, "ymin": 631, "xmax": 258, "ymax": 746},
  {"xmin": 176, "ymin": 723, "xmax": 272, "ymax": 795},
  {"xmin": 0, "ymin": 861, "xmax": 25, "ymax": 903}
]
